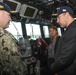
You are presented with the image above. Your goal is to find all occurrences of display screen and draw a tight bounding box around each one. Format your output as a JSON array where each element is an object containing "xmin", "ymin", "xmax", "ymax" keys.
[{"xmin": 24, "ymin": 7, "xmax": 35, "ymax": 17}]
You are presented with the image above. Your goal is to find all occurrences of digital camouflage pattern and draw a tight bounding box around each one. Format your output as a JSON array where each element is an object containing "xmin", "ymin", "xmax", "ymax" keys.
[{"xmin": 0, "ymin": 27, "xmax": 27, "ymax": 75}]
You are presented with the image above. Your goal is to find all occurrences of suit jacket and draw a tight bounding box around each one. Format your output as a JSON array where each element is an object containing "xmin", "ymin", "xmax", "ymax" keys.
[{"xmin": 51, "ymin": 20, "xmax": 76, "ymax": 75}]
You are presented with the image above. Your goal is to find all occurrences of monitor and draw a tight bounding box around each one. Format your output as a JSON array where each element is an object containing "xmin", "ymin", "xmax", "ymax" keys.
[
  {"xmin": 20, "ymin": 4, "xmax": 38, "ymax": 18},
  {"xmin": 3, "ymin": 0, "xmax": 21, "ymax": 12}
]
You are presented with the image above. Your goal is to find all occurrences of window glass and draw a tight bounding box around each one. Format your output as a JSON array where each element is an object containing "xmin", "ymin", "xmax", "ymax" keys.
[
  {"xmin": 43, "ymin": 26, "xmax": 49, "ymax": 38},
  {"xmin": 6, "ymin": 21, "xmax": 23, "ymax": 40},
  {"xmin": 25, "ymin": 24, "xmax": 41, "ymax": 40},
  {"xmin": 57, "ymin": 27, "xmax": 62, "ymax": 36}
]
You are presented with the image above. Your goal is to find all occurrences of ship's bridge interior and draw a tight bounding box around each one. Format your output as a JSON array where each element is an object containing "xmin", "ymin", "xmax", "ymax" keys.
[
  {"xmin": 0, "ymin": 0, "xmax": 76, "ymax": 75},
  {"xmin": 1, "ymin": 0, "xmax": 76, "ymax": 26}
]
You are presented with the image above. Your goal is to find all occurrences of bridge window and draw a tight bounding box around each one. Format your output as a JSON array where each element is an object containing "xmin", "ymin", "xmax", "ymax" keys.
[
  {"xmin": 43, "ymin": 26, "xmax": 49, "ymax": 38},
  {"xmin": 6, "ymin": 21, "xmax": 23, "ymax": 40},
  {"xmin": 25, "ymin": 24, "xmax": 41, "ymax": 40},
  {"xmin": 57, "ymin": 27, "xmax": 62, "ymax": 36}
]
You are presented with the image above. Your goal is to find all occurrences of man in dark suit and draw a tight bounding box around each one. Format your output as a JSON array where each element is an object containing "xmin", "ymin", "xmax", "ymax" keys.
[{"xmin": 50, "ymin": 6, "xmax": 76, "ymax": 75}]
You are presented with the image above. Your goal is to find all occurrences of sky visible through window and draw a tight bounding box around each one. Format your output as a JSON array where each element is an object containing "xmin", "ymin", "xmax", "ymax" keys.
[
  {"xmin": 5, "ymin": 21, "xmax": 62, "ymax": 40},
  {"xmin": 43, "ymin": 26, "xmax": 49, "ymax": 37},
  {"xmin": 25, "ymin": 23, "xmax": 41, "ymax": 39},
  {"xmin": 6, "ymin": 21, "xmax": 23, "ymax": 40}
]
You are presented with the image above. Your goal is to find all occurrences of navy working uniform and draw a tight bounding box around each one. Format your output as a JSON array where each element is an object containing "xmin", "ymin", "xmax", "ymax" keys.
[
  {"xmin": 0, "ymin": 2, "xmax": 27, "ymax": 75},
  {"xmin": 0, "ymin": 27, "xmax": 27, "ymax": 75}
]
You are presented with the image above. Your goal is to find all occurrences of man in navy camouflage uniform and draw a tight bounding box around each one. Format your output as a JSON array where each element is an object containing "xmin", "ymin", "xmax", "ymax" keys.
[{"xmin": 0, "ymin": 2, "xmax": 27, "ymax": 75}]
